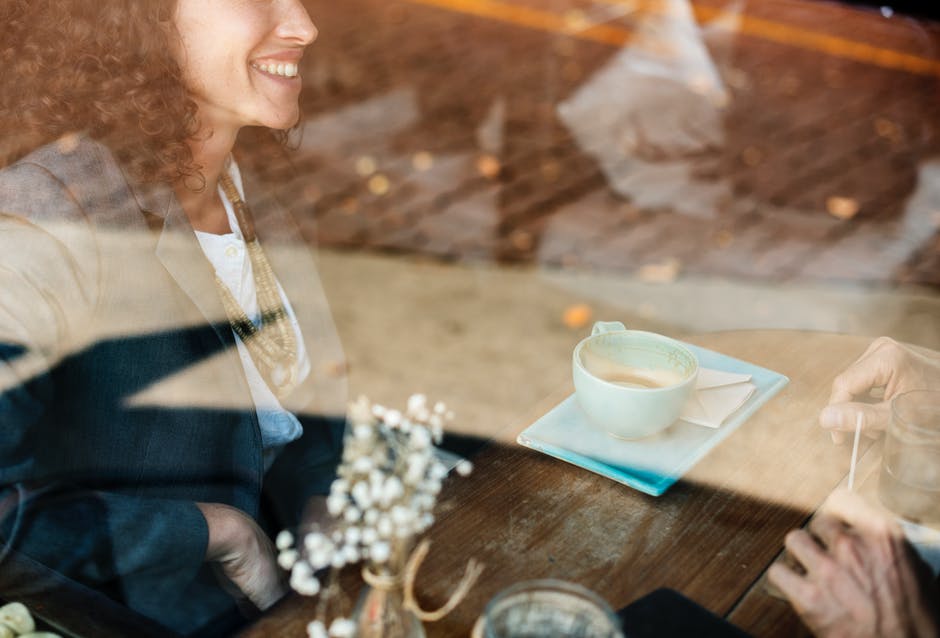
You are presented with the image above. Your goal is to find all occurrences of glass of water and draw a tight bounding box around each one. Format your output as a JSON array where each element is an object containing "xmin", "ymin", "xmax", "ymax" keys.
[
  {"xmin": 479, "ymin": 579, "xmax": 623, "ymax": 638},
  {"xmin": 878, "ymin": 390, "xmax": 940, "ymax": 525}
]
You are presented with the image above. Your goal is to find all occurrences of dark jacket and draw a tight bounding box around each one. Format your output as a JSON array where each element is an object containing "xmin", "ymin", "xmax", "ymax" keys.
[{"xmin": 0, "ymin": 136, "xmax": 347, "ymax": 635}]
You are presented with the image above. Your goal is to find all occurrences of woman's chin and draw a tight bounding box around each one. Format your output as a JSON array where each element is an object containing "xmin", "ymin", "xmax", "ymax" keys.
[
  {"xmin": 240, "ymin": 107, "xmax": 300, "ymax": 133},
  {"xmin": 268, "ymin": 118, "xmax": 299, "ymax": 131},
  {"xmin": 266, "ymin": 109, "xmax": 301, "ymax": 132}
]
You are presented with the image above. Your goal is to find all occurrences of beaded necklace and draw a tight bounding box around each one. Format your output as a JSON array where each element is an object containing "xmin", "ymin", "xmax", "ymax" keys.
[{"xmin": 215, "ymin": 173, "xmax": 298, "ymax": 399}]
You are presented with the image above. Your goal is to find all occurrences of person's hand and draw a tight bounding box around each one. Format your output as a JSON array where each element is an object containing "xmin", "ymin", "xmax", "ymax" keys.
[
  {"xmin": 820, "ymin": 337, "xmax": 940, "ymax": 444},
  {"xmin": 196, "ymin": 502, "xmax": 287, "ymax": 610},
  {"xmin": 768, "ymin": 490, "xmax": 940, "ymax": 638}
]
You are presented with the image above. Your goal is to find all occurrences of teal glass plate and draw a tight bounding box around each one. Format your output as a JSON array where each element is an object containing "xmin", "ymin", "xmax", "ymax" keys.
[{"xmin": 517, "ymin": 343, "xmax": 789, "ymax": 496}]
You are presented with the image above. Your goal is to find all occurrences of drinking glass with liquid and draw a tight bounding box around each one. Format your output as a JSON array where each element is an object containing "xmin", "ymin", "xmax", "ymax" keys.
[
  {"xmin": 878, "ymin": 390, "xmax": 940, "ymax": 525},
  {"xmin": 474, "ymin": 580, "xmax": 623, "ymax": 638}
]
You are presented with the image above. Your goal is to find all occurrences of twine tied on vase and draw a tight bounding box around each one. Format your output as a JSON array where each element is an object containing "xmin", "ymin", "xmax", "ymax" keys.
[{"xmin": 402, "ymin": 540, "xmax": 485, "ymax": 622}]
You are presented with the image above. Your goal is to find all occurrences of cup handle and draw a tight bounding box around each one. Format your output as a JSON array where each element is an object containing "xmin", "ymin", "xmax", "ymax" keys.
[{"xmin": 591, "ymin": 321, "xmax": 626, "ymax": 336}]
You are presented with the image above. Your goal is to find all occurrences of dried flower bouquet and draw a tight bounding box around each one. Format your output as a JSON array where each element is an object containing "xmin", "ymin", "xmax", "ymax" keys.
[{"xmin": 277, "ymin": 395, "xmax": 481, "ymax": 638}]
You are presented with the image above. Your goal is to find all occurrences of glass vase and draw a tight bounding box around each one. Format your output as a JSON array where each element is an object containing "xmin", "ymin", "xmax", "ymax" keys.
[{"xmin": 351, "ymin": 568, "xmax": 426, "ymax": 638}]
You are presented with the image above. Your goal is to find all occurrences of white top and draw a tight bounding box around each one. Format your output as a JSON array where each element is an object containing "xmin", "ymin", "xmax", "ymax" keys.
[{"xmin": 193, "ymin": 159, "xmax": 309, "ymax": 452}]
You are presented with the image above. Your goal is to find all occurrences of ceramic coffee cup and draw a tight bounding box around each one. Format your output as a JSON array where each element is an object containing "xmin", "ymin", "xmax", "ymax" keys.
[{"xmin": 573, "ymin": 321, "xmax": 698, "ymax": 439}]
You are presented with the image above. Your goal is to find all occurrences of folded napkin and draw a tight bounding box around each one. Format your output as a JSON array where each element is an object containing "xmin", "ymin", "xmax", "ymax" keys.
[{"xmin": 680, "ymin": 368, "xmax": 756, "ymax": 428}]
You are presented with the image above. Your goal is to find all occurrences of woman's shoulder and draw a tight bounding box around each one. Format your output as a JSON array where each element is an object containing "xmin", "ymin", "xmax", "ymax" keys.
[
  {"xmin": 0, "ymin": 134, "xmax": 144, "ymax": 224},
  {"xmin": 0, "ymin": 136, "xmax": 106, "ymax": 315},
  {"xmin": 2, "ymin": 134, "xmax": 119, "ymax": 188}
]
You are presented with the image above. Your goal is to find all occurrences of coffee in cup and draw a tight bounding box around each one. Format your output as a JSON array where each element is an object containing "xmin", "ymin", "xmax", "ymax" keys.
[{"xmin": 573, "ymin": 321, "xmax": 698, "ymax": 439}]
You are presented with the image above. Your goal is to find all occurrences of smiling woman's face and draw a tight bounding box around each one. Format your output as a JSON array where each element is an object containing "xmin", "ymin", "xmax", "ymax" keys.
[{"xmin": 173, "ymin": 0, "xmax": 317, "ymax": 136}]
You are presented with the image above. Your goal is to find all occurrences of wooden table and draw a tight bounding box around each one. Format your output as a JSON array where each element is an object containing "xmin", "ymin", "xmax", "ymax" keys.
[{"xmin": 240, "ymin": 330, "xmax": 879, "ymax": 637}]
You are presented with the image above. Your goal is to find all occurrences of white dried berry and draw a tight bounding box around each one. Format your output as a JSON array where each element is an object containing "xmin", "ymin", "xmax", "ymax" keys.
[
  {"xmin": 331, "ymin": 552, "xmax": 347, "ymax": 569},
  {"xmin": 390, "ymin": 505, "xmax": 413, "ymax": 526},
  {"xmin": 429, "ymin": 462, "xmax": 448, "ymax": 481},
  {"xmin": 290, "ymin": 563, "xmax": 320, "ymax": 596},
  {"xmin": 277, "ymin": 549, "xmax": 299, "ymax": 570},
  {"xmin": 370, "ymin": 541, "xmax": 391, "ymax": 564},
  {"xmin": 351, "ymin": 481, "xmax": 372, "ymax": 508},
  {"xmin": 276, "ymin": 530, "xmax": 294, "ymax": 551},
  {"xmin": 383, "ymin": 410, "xmax": 402, "ymax": 428},
  {"xmin": 344, "ymin": 526, "xmax": 362, "ymax": 546},
  {"xmin": 305, "ymin": 532, "xmax": 327, "ymax": 553},
  {"xmin": 342, "ymin": 544, "xmax": 359, "ymax": 564},
  {"xmin": 381, "ymin": 477, "xmax": 404, "ymax": 506},
  {"xmin": 307, "ymin": 620, "xmax": 328, "ymax": 638},
  {"xmin": 309, "ymin": 549, "xmax": 331, "ymax": 570},
  {"xmin": 328, "ymin": 618, "xmax": 356, "ymax": 638},
  {"xmin": 377, "ymin": 516, "xmax": 393, "ymax": 539},
  {"xmin": 352, "ymin": 456, "xmax": 373, "ymax": 473},
  {"xmin": 326, "ymin": 494, "xmax": 346, "ymax": 516},
  {"xmin": 407, "ymin": 394, "xmax": 427, "ymax": 413},
  {"xmin": 0, "ymin": 603, "xmax": 35, "ymax": 635},
  {"xmin": 410, "ymin": 426, "xmax": 431, "ymax": 449}
]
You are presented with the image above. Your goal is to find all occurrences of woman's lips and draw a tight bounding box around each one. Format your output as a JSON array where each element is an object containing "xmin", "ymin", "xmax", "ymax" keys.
[{"xmin": 250, "ymin": 62, "xmax": 299, "ymax": 78}]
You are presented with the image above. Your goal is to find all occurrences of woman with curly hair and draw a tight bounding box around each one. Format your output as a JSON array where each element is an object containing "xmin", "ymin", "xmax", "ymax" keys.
[{"xmin": 0, "ymin": 0, "xmax": 347, "ymax": 635}]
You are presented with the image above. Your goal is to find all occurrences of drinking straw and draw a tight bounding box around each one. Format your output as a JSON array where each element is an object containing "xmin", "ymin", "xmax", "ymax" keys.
[{"xmin": 848, "ymin": 412, "xmax": 862, "ymax": 491}]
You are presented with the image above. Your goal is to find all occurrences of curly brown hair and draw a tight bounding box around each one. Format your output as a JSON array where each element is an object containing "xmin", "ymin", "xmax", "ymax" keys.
[{"xmin": 0, "ymin": 0, "xmax": 204, "ymax": 184}]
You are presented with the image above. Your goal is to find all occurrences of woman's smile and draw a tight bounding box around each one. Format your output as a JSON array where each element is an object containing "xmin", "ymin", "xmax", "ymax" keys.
[
  {"xmin": 251, "ymin": 62, "xmax": 301, "ymax": 79},
  {"xmin": 250, "ymin": 49, "xmax": 306, "ymax": 82},
  {"xmin": 174, "ymin": 0, "xmax": 317, "ymax": 135}
]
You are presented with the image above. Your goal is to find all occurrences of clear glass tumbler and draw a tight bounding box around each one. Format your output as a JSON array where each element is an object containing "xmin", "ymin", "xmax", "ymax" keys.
[
  {"xmin": 477, "ymin": 579, "xmax": 623, "ymax": 638},
  {"xmin": 878, "ymin": 390, "xmax": 940, "ymax": 525}
]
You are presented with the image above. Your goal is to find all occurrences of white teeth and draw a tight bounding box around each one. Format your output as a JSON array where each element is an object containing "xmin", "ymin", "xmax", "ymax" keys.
[{"xmin": 253, "ymin": 62, "xmax": 299, "ymax": 78}]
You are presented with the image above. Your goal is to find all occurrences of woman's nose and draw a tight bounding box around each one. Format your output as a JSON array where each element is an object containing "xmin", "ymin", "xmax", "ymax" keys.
[{"xmin": 279, "ymin": 0, "xmax": 318, "ymax": 46}]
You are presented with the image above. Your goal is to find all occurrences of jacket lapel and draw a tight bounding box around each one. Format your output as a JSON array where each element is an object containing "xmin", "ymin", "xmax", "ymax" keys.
[
  {"xmin": 127, "ymin": 177, "xmax": 232, "ymax": 349},
  {"xmin": 154, "ymin": 195, "xmax": 233, "ymax": 348}
]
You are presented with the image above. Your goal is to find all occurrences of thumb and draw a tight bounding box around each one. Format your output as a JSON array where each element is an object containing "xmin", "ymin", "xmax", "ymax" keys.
[{"xmin": 819, "ymin": 401, "xmax": 891, "ymax": 442}]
